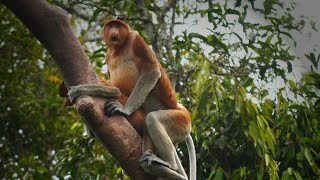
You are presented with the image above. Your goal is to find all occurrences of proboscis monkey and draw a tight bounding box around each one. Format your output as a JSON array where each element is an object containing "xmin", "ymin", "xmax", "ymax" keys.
[{"xmin": 67, "ymin": 19, "xmax": 196, "ymax": 180}]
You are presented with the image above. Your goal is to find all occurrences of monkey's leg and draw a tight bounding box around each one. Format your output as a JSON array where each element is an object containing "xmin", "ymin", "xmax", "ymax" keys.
[
  {"xmin": 142, "ymin": 124, "xmax": 156, "ymax": 153},
  {"xmin": 140, "ymin": 109, "xmax": 191, "ymax": 179},
  {"xmin": 68, "ymin": 84, "xmax": 121, "ymax": 103}
]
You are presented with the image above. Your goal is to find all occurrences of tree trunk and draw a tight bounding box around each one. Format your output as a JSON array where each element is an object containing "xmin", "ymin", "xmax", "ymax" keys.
[{"xmin": 0, "ymin": 0, "xmax": 151, "ymax": 179}]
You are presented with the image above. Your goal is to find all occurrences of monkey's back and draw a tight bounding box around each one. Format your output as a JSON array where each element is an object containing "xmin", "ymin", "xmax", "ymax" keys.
[{"xmin": 151, "ymin": 67, "xmax": 178, "ymax": 110}]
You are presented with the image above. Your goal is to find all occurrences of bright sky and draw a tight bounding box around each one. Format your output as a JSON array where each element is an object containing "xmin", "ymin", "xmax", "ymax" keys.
[
  {"xmin": 291, "ymin": 0, "xmax": 320, "ymax": 73},
  {"xmin": 175, "ymin": 0, "xmax": 320, "ymax": 101}
]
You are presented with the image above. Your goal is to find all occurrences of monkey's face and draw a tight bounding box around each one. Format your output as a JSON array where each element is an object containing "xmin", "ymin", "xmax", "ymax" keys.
[{"xmin": 104, "ymin": 20, "xmax": 130, "ymax": 48}]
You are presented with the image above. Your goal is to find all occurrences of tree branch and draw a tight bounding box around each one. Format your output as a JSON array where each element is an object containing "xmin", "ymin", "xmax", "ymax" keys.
[
  {"xmin": 52, "ymin": 1, "xmax": 91, "ymax": 20},
  {"xmin": 0, "ymin": 0, "xmax": 151, "ymax": 179}
]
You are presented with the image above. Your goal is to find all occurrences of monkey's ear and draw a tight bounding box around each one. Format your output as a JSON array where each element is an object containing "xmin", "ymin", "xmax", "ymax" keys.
[
  {"xmin": 102, "ymin": 23, "xmax": 109, "ymax": 43},
  {"xmin": 59, "ymin": 81, "xmax": 73, "ymax": 106}
]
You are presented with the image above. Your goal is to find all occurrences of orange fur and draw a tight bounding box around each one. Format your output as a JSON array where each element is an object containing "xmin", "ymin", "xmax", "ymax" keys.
[
  {"xmin": 104, "ymin": 20, "xmax": 179, "ymax": 111},
  {"xmin": 99, "ymin": 77, "xmax": 144, "ymax": 134},
  {"xmin": 103, "ymin": 20, "xmax": 195, "ymax": 179},
  {"xmin": 116, "ymin": 94, "xmax": 145, "ymax": 135},
  {"xmin": 103, "ymin": 19, "xmax": 191, "ymax": 144}
]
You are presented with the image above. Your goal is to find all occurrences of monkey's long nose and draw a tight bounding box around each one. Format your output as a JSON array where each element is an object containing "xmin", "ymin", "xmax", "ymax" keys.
[{"xmin": 110, "ymin": 33, "xmax": 119, "ymax": 42}]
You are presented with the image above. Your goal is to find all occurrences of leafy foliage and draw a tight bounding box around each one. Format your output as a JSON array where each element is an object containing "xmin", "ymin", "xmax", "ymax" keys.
[{"xmin": 1, "ymin": 0, "xmax": 319, "ymax": 179}]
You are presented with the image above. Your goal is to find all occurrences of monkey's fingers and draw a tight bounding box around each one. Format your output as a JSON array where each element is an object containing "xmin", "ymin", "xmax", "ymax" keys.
[
  {"xmin": 111, "ymin": 107, "xmax": 125, "ymax": 115},
  {"xmin": 104, "ymin": 100, "xmax": 125, "ymax": 116},
  {"xmin": 104, "ymin": 103, "xmax": 118, "ymax": 116},
  {"xmin": 104, "ymin": 100, "xmax": 116, "ymax": 116},
  {"xmin": 105, "ymin": 99, "xmax": 119, "ymax": 110},
  {"xmin": 105, "ymin": 98, "xmax": 118, "ymax": 106},
  {"xmin": 104, "ymin": 106, "xmax": 115, "ymax": 117}
]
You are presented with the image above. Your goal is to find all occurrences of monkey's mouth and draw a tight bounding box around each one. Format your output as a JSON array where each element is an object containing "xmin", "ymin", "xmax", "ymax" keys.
[{"xmin": 110, "ymin": 36, "xmax": 120, "ymax": 44}]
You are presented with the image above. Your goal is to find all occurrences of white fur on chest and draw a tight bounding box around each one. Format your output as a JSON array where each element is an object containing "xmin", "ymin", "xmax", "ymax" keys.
[{"xmin": 108, "ymin": 56, "xmax": 139, "ymax": 85}]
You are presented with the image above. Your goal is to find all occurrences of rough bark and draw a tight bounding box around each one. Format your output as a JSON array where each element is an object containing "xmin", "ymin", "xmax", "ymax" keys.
[{"xmin": 0, "ymin": 0, "xmax": 151, "ymax": 179}]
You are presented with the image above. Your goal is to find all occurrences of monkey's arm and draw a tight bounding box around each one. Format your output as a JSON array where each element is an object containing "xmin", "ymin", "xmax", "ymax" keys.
[
  {"xmin": 68, "ymin": 84, "xmax": 121, "ymax": 103},
  {"xmin": 124, "ymin": 66, "xmax": 161, "ymax": 115}
]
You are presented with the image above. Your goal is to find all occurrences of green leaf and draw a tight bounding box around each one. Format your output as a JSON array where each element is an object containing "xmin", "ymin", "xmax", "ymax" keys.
[
  {"xmin": 248, "ymin": 0, "xmax": 256, "ymax": 8},
  {"xmin": 287, "ymin": 104, "xmax": 307, "ymax": 110},
  {"xmin": 287, "ymin": 61, "xmax": 292, "ymax": 73},
  {"xmin": 281, "ymin": 31, "xmax": 293, "ymax": 40},
  {"xmin": 235, "ymin": 0, "xmax": 241, "ymax": 7},
  {"xmin": 288, "ymin": 80, "xmax": 297, "ymax": 91},
  {"xmin": 214, "ymin": 167, "xmax": 224, "ymax": 180},
  {"xmin": 225, "ymin": 9, "xmax": 240, "ymax": 15},
  {"xmin": 243, "ymin": 77, "xmax": 254, "ymax": 87},
  {"xmin": 304, "ymin": 148, "xmax": 320, "ymax": 175},
  {"xmin": 263, "ymin": 0, "xmax": 276, "ymax": 14},
  {"xmin": 265, "ymin": 33, "xmax": 275, "ymax": 45},
  {"xmin": 19, "ymin": 157, "xmax": 29, "ymax": 166},
  {"xmin": 305, "ymin": 53, "xmax": 318, "ymax": 69},
  {"xmin": 281, "ymin": 170, "xmax": 294, "ymax": 180},
  {"xmin": 36, "ymin": 166, "xmax": 48, "ymax": 173},
  {"xmin": 292, "ymin": 170, "xmax": 303, "ymax": 180},
  {"xmin": 265, "ymin": 154, "xmax": 270, "ymax": 167},
  {"xmin": 266, "ymin": 127, "xmax": 275, "ymax": 155},
  {"xmin": 90, "ymin": 9, "xmax": 102, "ymax": 23},
  {"xmin": 261, "ymin": 25, "xmax": 274, "ymax": 31},
  {"xmin": 189, "ymin": 33, "xmax": 228, "ymax": 53},
  {"xmin": 287, "ymin": 167, "xmax": 293, "ymax": 175}
]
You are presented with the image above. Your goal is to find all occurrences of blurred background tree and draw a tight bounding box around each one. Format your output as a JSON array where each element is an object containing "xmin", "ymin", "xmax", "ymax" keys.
[{"xmin": 0, "ymin": 0, "xmax": 319, "ymax": 179}]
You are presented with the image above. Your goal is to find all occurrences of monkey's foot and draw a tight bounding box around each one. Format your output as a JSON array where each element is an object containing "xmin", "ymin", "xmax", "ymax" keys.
[
  {"xmin": 139, "ymin": 150, "xmax": 186, "ymax": 180},
  {"xmin": 139, "ymin": 150, "xmax": 176, "ymax": 170}
]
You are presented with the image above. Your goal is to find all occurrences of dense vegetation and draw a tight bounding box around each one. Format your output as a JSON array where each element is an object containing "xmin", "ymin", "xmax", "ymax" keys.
[{"xmin": 1, "ymin": 0, "xmax": 319, "ymax": 179}]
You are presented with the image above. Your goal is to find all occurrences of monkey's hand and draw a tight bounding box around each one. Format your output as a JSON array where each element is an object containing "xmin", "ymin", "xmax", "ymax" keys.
[{"xmin": 104, "ymin": 99, "xmax": 130, "ymax": 116}]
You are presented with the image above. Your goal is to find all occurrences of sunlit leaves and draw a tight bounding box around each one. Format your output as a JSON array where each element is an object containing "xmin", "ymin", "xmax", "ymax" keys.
[
  {"xmin": 54, "ymin": 135, "xmax": 121, "ymax": 179},
  {"xmin": 188, "ymin": 33, "xmax": 229, "ymax": 54}
]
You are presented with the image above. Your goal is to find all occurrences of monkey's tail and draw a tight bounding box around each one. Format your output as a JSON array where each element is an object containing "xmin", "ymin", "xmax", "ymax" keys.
[
  {"xmin": 175, "ymin": 150, "xmax": 187, "ymax": 179},
  {"xmin": 175, "ymin": 134, "xmax": 196, "ymax": 180},
  {"xmin": 186, "ymin": 134, "xmax": 196, "ymax": 180}
]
